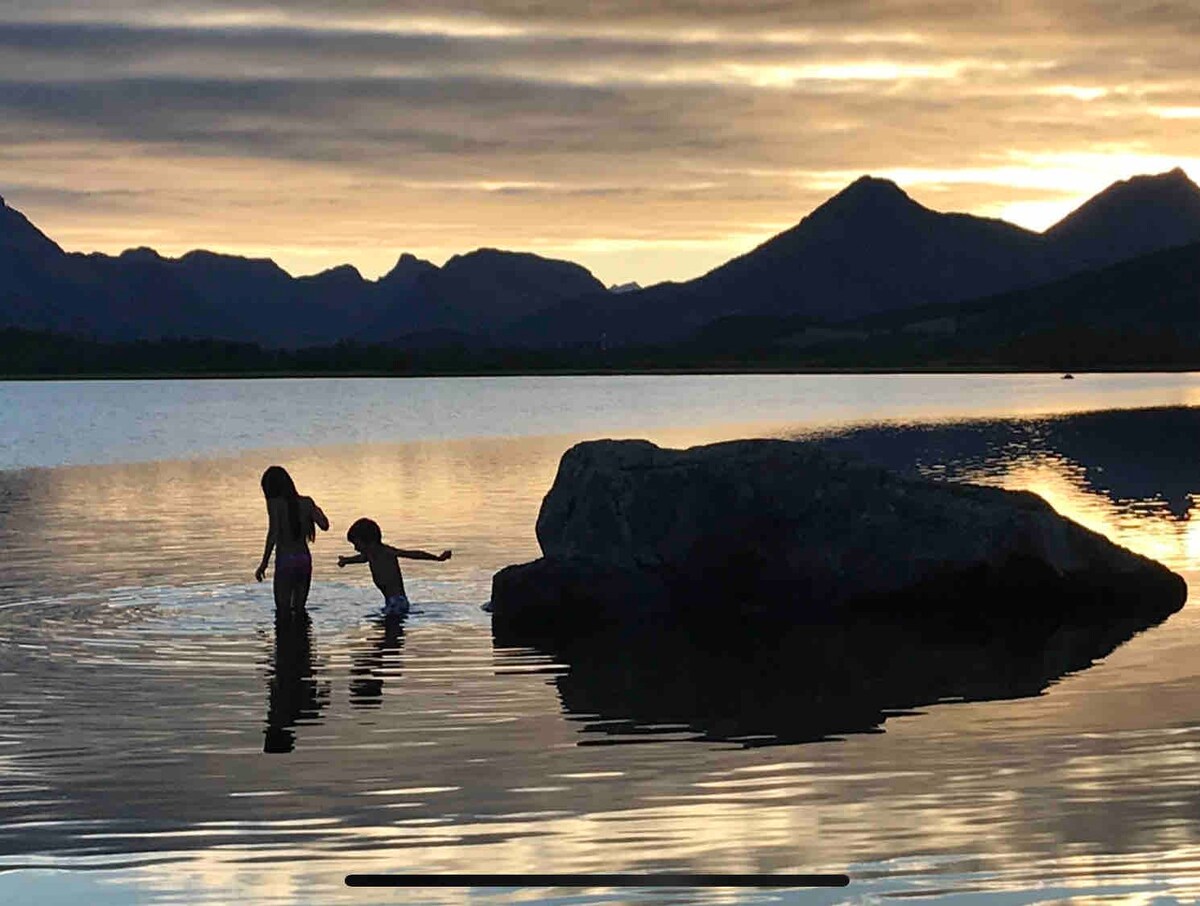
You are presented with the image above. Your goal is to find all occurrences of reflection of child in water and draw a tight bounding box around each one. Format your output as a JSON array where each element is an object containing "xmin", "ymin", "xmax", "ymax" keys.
[{"xmin": 338, "ymin": 517, "xmax": 451, "ymax": 616}]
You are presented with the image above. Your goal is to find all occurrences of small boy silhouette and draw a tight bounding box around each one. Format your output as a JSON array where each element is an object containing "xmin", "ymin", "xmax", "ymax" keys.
[{"xmin": 338, "ymin": 517, "xmax": 451, "ymax": 616}]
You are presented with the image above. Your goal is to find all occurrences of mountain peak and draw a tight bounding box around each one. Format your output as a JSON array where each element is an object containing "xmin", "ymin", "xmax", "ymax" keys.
[
  {"xmin": 452, "ymin": 247, "xmax": 517, "ymax": 264},
  {"xmin": 294, "ymin": 263, "xmax": 364, "ymax": 288},
  {"xmin": 318, "ymin": 263, "xmax": 362, "ymax": 279},
  {"xmin": 119, "ymin": 246, "xmax": 165, "ymax": 262},
  {"xmin": 1045, "ymin": 167, "xmax": 1200, "ymax": 263},
  {"xmin": 0, "ymin": 196, "xmax": 65, "ymax": 257},
  {"xmin": 808, "ymin": 175, "xmax": 922, "ymax": 223},
  {"xmin": 1106, "ymin": 166, "xmax": 1197, "ymax": 196},
  {"xmin": 379, "ymin": 251, "xmax": 437, "ymax": 287},
  {"xmin": 437, "ymin": 248, "xmax": 605, "ymax": 299},
  {"xmin": 444, "ymin": 248, "xmax": 564, "ymax": 271},
  {"xmin": 1137, "ymin": 165, "xmax": 1190, "ymax": 184},
  {"xmin": 1058, "ymin": 167, "xmax": 1200, "ymax": 213},
  {"xmin": 836, "ymin": 175, "xmax": 911, "ymax": 202}
]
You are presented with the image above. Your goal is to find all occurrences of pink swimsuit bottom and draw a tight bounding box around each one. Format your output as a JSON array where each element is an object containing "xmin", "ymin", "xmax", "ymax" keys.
[{"xmin": 276, "ymin": 550, "xmax": 312, "ymax": 582}]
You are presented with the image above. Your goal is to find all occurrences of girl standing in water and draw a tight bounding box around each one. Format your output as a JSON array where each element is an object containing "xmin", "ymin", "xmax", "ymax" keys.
[{"xmin": 256, "ymin": 466, "xmax": 329, "ymax": 611}]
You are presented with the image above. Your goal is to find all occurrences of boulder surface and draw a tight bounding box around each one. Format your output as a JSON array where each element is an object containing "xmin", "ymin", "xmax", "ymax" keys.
[{"xmin": 490, "ymin": 439, "xmax": 1186, "ymax": 640}]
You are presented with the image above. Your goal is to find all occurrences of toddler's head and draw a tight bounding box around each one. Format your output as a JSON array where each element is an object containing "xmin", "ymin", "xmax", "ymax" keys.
[{"xmin": 346, "ymin": 517, "xmax": 382, "ymax": 553}]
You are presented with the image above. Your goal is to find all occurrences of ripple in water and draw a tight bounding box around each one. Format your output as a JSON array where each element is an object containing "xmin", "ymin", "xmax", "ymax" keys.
[{"xmin": 2, "ymin": 404, "xmax": 1200, "ymax": 903}]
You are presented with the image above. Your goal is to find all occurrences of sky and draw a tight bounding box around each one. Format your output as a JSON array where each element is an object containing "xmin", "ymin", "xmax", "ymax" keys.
[{"xmin": 2, "ymin": 1, "xmax": 1199, "ymax": 286}]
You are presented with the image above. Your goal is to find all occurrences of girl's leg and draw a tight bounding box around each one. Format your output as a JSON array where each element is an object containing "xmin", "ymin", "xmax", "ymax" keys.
[
  {"xmin": 290, "ymin": 569, "xmax": 312, "ymax": 612},
  {"xmin": 273, "ymin": 568, "xmax": 297, "ymax": 612}
]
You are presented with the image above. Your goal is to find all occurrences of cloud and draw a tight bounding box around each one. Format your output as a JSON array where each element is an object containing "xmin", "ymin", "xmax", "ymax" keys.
[
  {"xmin": 1, "ymin": 1, "xmax": 1198, "ymax": 283},
  {"xmin": 5, "ymin": 0, "xmax": 1197, "ymax": 41}
]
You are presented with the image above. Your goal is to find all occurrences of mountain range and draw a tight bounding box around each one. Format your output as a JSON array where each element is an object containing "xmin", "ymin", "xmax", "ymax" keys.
[
  {"xmin": 502, "ymin": 167, "xmax": 1200, "ymax": 347},
  {"xmin": 3, "ymin": 167, "xmax": 1200, "ymax": 352}
]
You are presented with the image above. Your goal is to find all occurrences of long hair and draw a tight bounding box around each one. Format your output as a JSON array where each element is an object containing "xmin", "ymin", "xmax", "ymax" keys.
[{"xmin": 261, "ymin": 465, "xmax": 312, "ymax": 542}]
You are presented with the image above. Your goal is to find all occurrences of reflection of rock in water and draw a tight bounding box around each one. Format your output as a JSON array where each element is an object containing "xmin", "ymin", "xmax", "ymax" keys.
[
  {"xmin": 263, "ymin": 608, "xmax": 329, "ymax": 753},
  {"xmin": 494, "ymin": 408, "xmax": 1196, "ymax": 747},
  {"xmin": 348, "ymin": 616, "xmax": 406, "ymax": 708},
  {"xmin": 1043, "ymin": 407, "xmax": 1199, "ymax": 519},
  {"xmin": 537, "ymin": 612, "xmax": 1173, "ymax": 748},
  {"xmin": 810, "ymin": 406, "xmax": 1200, "ymax": 521}
]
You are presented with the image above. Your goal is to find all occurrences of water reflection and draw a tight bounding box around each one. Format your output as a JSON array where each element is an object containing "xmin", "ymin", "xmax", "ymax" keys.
[
  {"xmin": 806, "ymin": 406, "xmax": 1200, "ymax": 571},
  {"xmin": 348, "ymin": 616, "xmax": 406, "ymax": 708},
  {"xmin": 262, "ymin": 607, "xmax": 329, "ymax": 753},
  {"xmin": 0, "ymin": 434, "xmax": 558, "ymax": 603},
  {"xmin": 522, "ymin": 609, "xmax": 1178, "ymax": 749},
  {"xmin": 809, "ymin": 406, "xmax": 1199, "ymax": 518},
  {"xmin": 1034, "ymin": 407, "xmax": 1199, "ymax": 518},
  {"xmin": 3, "ymin": 402, "xmax": 1200, "ymax": 904},
  {"xmin": 3, "ymin": 407, "xmax": 1197, "ymax": 606}
]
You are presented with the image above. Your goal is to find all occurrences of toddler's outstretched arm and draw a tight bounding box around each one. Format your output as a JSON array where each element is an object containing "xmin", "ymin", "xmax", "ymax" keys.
[
  {"xmin": 337, "ymin": 553, "xmax": 368, "ymax": 568},
  {"xmin": 390, "ymin": 546, "xmax": 452, "ymax": 562}
]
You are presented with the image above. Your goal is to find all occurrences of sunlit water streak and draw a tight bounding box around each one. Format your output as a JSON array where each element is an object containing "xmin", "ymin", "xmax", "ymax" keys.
[
  {"xmin": 3, "ymin": 372, "xmax": 1200, "ymax": 471},
  {"xmin": 0, "ymin": 375, "xmax": 1199, "ymax": 904}
]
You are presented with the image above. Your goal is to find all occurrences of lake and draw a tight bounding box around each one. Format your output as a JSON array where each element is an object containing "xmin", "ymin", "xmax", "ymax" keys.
[{"xmin": 1, "ymin": 373, "xmax": 1198, "ymax": 905}]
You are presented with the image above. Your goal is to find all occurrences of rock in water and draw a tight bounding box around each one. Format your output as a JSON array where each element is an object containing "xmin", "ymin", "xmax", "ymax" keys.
[{"xmin": 491, "ymin": 439, "xmax": 1186, "ymax": 641}]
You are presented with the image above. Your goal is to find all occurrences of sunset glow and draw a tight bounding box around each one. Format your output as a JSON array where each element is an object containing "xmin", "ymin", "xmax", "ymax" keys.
[{"xmin": 2, "ymin": 1, "xmax": 1198, "ymax": 285}]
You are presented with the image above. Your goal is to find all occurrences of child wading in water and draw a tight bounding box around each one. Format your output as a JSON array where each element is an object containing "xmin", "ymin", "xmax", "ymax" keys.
[
  {"xmin": 256, "ymin": 465, "xmax": 329, "ymax": 612},
  {"xmin": 338, "ymin": 518, "xmax": 451, "ymax": 616}
]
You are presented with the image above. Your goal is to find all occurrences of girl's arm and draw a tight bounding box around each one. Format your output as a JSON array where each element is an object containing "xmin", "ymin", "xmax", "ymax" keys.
[
  {"xmin": 309, "ymin": 499, "xmax": 330, "ymax": 532},
  {"xmin": 389, "ymin": 546, "xmax": 452, "ymax": 562},
  {"xmin": 256, "ymin": 501, "xmax": 279, "ymax": 581},
  {"xmin": 337, "ymin": 553, "xmax": 368, "ymax": 567}
]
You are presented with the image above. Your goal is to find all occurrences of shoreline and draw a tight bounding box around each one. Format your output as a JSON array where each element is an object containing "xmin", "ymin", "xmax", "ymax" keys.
[{"xmin": 3, "ymin": 363, "xmax": 1199, "ymax": 380}]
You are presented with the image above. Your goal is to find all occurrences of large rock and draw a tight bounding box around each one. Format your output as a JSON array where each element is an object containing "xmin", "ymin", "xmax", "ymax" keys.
[{"xmin": 491, "ymin": 439, "xmax": 1186, "ymax": 640}]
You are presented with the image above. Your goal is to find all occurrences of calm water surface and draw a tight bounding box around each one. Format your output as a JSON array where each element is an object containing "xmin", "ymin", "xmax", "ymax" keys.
[{"xmin": 1, "ymin": 374, "xmax": 1199, "ymax": 905}]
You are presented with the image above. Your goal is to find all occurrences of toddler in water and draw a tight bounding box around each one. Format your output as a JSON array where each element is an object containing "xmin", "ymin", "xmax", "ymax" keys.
[{"xmin": 338, "ymin": 517, "xmax": 451, "ymax": 616}]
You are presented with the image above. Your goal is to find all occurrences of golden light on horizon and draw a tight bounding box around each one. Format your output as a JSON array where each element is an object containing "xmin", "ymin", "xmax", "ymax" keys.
[
  {"xmin": 4, "ymin": 3, "xmax": 1200, "ymax": 284},
  {"xmin": 720, "ymin": 59, "xmax": 964, "ymax": 86}
]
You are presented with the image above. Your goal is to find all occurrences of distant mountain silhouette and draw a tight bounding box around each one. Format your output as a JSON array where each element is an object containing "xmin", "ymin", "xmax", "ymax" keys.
[
  {"xmin": 636, "ymin": 235, "xmax": 1200, "ymax": 369},
  {"xmin": 0, "ymin": 195, "xmax": 99, "ymax": 334},
  {"xmin": 864, "ymin": 239, "xmax": 1200, "ymax": 342},
  {"xmin": 81, "ymin": 246, "xmax": 252, "ymax": 341},
  {"xmin": 4, "ymin": 169, "xmax": 1200, "ymax": 350},
  {"xmin": 704, "ymin": 176, "xmax": 1053, "ymax": 317},
  {"xmin": 0, "ymin": 193, "xmax": 604, "ymax": 347},
  {"xmin": 378, "ymin": 252, "xmax": 438, "ymax": 291},
  {"xmin": 360, "ymin": 248, "xmax": 606, "ymax": 347},
  {"xmin": 507, "ymin": 169, "xmax": 1200, "ymax": 347},
  {"xmin": 608, "ymin": 281, "xmax": 641, "ymax": 294},
  {"xmin": 1046, "ymin": 168, "xmax": 1200, "ymax": 270},
  {"xmin": 503, "ymin": 176, "xmax": 1070, "ymax": 346},
  {"xmin": 0, "ymin": 194, "xmax": 62, "ymax": 258},
  {"xmin": 415, "ymin": 248, "xmax": 605, "ymax": 330}
]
